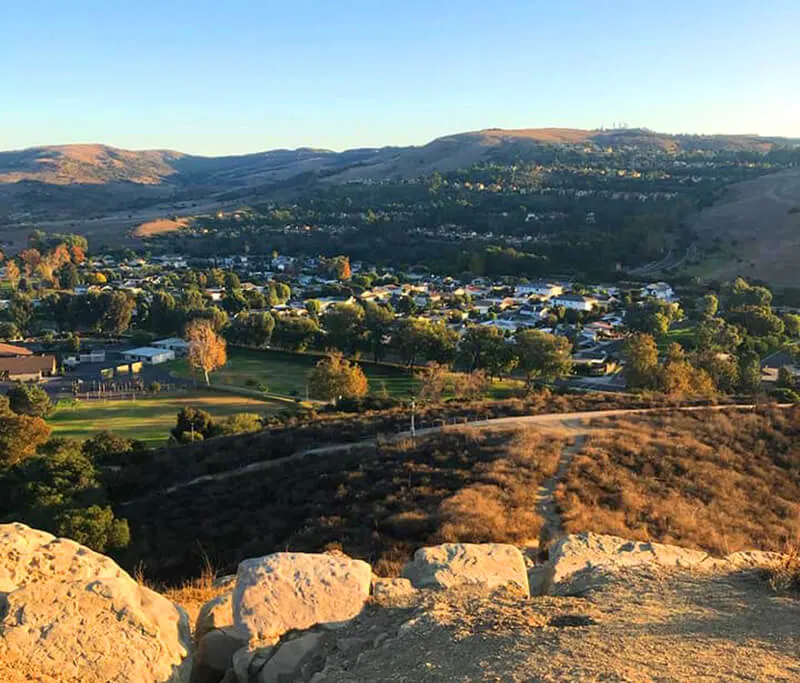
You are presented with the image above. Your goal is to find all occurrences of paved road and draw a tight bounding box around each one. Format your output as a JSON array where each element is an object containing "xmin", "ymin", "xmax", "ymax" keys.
[{"xmin": 119, "ymin": 403, "xmax": 784, "ymax": 507}]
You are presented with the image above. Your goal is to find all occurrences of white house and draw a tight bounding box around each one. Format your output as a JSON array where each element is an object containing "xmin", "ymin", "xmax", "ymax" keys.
[
  {"xmin": 551, "ymin": 293, "xmax": 598, "ymax": 312},
  {"xmin": 153, "ymin": 338, "xmax": 190, "ymax": 356},
  {"xmin": 122, "ymin": 347, "xmax": 176, "ymax": 365},
  {"xmin": 517, "ymin": 282, "xmax": 564, "ymax": 299},
  {"xmin": 641, "ymin": 282, "xmax": 675, "ymax": 302}
]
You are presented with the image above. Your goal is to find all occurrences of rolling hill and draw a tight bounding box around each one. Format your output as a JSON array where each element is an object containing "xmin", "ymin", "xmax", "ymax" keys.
[{"xmin": 0, "ymin": 127, "xmax": 797, "ymax": 251}]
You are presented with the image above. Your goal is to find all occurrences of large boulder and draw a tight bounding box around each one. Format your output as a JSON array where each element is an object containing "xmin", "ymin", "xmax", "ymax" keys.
[
  {"xmin": 545, "ymin": 533, "xmax": 782, "ymax": 590},
  {"xmin": 402, "ymin": 543, "xmax": 529, "ymax": 596},
  {"xmin": 196, "ymin": 591, "xmax": 235, "ymax": 641},
  {"xmin": 233, "ymin": 552, "xmax": 372, "ymax": 644},
  {"xmin": 0, "ymin": 523, "xmax": 192, "ymax": 683}
]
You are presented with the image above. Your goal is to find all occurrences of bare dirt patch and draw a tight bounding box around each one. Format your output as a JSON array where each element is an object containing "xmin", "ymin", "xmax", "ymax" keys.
[{"xmin": 133, "ymin": 216, "xmax": 191, "ymax": 238}]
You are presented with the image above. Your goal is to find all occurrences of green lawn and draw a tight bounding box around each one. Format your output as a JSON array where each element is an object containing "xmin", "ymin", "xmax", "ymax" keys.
[
  {"xmin": 50, "ymin": 392, "xmax": 279, "ymax": 445},
  {"xmin": 167, "ymin": 348, "xmax": 419, "ymax": 399},
  {"xmin": 658, "ymin": 325, "xmax": 696, "ymax": 352}
]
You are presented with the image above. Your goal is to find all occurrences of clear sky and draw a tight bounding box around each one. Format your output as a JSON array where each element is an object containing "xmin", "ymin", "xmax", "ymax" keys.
[{"xmin": 2, "ymin": 0, "xmax": 799, "ymax": 155}]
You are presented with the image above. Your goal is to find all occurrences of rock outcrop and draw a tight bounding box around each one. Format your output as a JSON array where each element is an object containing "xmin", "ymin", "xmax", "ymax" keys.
[
  {"xmin": 402, "ymin": 542, "xmax": 530, "ymax": 596},
  {"xmin": 544, "ymin": 532, "xmax": 782, "ymax": 591},
  {"xmin": 2, "ymin": 523, "xmax": 791, "ymax": 683},
  {"xmin": 234, "ymin": 552, "xmax": 372, "ymax": 644},
  {"xmin": 0, "ymin": 523, "xmax": 192, "ymax": 683}
]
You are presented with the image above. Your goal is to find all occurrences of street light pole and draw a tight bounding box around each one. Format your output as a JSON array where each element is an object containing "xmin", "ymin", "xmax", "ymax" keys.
[{"xmin": 410, "ymin": 399, "xmax": 416, "ymax": 438}]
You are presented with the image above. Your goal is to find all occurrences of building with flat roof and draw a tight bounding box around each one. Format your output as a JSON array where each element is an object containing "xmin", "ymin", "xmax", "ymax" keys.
[
  {"xmin": 121, "ymin": 347, "xmax": 176, "ymax": 365},
  {"xmin": 153, "ymin": 338, "xmax": 190, "ymax": 355}
]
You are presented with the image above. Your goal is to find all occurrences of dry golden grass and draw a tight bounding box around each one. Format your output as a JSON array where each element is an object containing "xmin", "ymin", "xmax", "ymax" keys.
[
  {"xmin": 133, "ymin": 216, "xmax": 190, "ymax": 238},
  {"xmin": 160, "ymin": 561, "xmax": 227, "ymax": 632},
  {"xmin": 557, "ymin": 408, "xmax": 800, "ymax": 554},
  {"xmin": 768, "ymin": 541, "xmax": 800, "ymax": 594}
]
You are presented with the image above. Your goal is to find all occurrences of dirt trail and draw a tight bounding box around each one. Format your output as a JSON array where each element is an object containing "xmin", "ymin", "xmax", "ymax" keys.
[
  {"xmin": 535, "ymin": 433, "xmax": 587, "ymax": 556},
  {"xmin": 120, "ymin": 403, "xmax": 781, "ymax": 507}
]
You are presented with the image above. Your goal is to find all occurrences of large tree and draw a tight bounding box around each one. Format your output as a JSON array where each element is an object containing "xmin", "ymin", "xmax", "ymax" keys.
[
  {"xmin": 308, "ymin": 352, "xmax": 368, "ymax": 401},
  {"xmin": 623, "ymin": 333, "xmax": 660, "ymax": 390},
  {"xmin": 7, "ymin": 384, "xmax": 53, "ymax": 418},
  {"xmin": 0, "ymin": 414, "xmax": 51, "ymax": 468},
  {"xmin": 186, "ymin": 319, "xmax": 228, "ymax": 385},
  {"xmin": 513, "ymin": 329, "xmax": 573, "ymax": 386}
]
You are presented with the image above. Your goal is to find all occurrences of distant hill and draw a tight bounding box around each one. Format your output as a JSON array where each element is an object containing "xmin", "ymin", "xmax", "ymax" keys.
[{"xmin": 0, "ymin": 128, "xmax": 797, "ymax": 227}]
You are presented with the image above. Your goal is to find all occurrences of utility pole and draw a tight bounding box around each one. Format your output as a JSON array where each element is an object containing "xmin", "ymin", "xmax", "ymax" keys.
[{"xmin": 410, "ymin": 399, "xmax": 416, "ymax": 438}]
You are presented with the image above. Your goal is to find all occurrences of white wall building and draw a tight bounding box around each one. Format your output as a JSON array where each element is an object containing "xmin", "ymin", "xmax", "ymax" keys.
[
  {"xmin": 641, "ymin": 282, "xmax": 675, "ymax": 302},
  {"xmin": 122, "ymin": 347, "xmax": 176, "ymax": 365},
  {"xmin": 551, "ymin": 294, "xmax": 598, "ymax": 312}
]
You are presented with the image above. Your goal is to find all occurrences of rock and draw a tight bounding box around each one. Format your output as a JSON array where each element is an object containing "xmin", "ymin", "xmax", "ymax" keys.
[
  {"xmin": 546, "ymin": 533, "xmax": 729, "ymax": 587},
  {"xmin": 234, "ymin": 552, "xmax": 371, "ymax": 643},
  {"xmin": 401, "ymin": 543, "xmax": 529, "ymax": 596},
  {"xmin": 256, "ymin": 631, "xmax": 327, "ymax": 683},
  {"xmin": 197, "ymin": 591, "xmax": 235, "ymax": 640},
  {"xmin": 192, "ymin": 627, "xmax": 248, "ymax": 683},
  {"xmin": 2, "ymin": 577, "xmax": 191, "ymax": 682},
  {"xmin": 372, "ymin": 577, "xmax": 416, "ymax": 606},
  {"xmin": 0, "ymin": 522, "xmax": 125, "ymax": 595},
  {"xmin": 232, "ymin": 645, "xmax": 275, "ymax": 683},
  {"xmin": 0, "ymin": 523, "xmax": 192, "ymax": 683}
]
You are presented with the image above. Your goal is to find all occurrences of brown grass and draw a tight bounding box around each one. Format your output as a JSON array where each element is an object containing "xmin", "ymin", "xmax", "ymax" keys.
[
  {"xmin": 557, "ymin": 408, "xmax": 800, "ymax": 554},
  {"xmin": 768, "ymin": 541, "xmax": 800, "ymax": 594}
]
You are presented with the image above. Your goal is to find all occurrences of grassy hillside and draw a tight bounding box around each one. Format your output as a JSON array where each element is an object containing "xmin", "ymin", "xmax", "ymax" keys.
[{"xmin": 558, "ymin": 408, "xmax": 800, "ymax": 553}]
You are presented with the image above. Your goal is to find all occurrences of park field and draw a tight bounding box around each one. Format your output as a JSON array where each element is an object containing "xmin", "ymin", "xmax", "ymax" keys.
[
  {"xmin": 167, "ymin": 348, "xmax": 419, "ymax": 399},
  {"xmin": 50, "ymin": 392, "xmax": 278, "ymax": 444}
]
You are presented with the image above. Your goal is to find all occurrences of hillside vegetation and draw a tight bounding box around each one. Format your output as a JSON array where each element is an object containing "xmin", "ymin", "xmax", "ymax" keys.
[
  {"xmin": 558, "ymin": 408, "xmax": 800, "ymax": 553},
  {"xmin": 121, "ymin": 426, "xmax": 565, "ymax": 582}
]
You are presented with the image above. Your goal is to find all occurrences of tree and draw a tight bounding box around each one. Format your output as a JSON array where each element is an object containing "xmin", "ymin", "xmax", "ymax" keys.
[
  {"xmin": 273, "ymin": 316, "xmax": 319, "ymax": 351},
  {"xmin": 727, "ymin": 305, "xmax": 784, "ymax": 338},
  {"xmin": 305, "ymin": 299, "xmax": 321, "ymax": 321},
  {"xmin": 58, "ymin": 262, "xmax": 80, "ymax": 290},
  {"xmin": 7, "ymin": 384, "xmax": 53, "ymax": 418},
  {"xmin": 308, "ymin": 352, "xmax": 368, "ymax": 401},
  {"xmin": 623, "ymin": 333, "xmax": 660, "ymax": 390},
  {"xmin": 416, "ymin": 362, "xmax": 451, "ymax": 402},
  {"xmin": 9, "ymin": 293, "xmax": 33, "ymax": 335},
  {"xmin": 513, "ymin": 329, "xmax": 573, "ymax": 386},
  {"xmin": 697, "ymin": 293, "xmax": 719, "ymax": 319},
  {"xmin": 363, "ymin": 302, "xmax": 394, "ymax": 362},
  {"xmin": 626, "ymin": 299, "xmax": 682, "ymax": 337},
  {"xmin": 186, "ymin": 319, "xmax": 228, "ymax": 385},
  {"xmin": 738, "ymin": 351, "xmax": 763, "ymax": 393},
  {"xmin": 55, "ymin": 505, "xmax": 130, "ymax": 553},
  {"xmin": 227, "ymin": 311, "xmax": 275, "ymax": 348},
  {"xmin": 660, "ymin": 344, "xmax": 715, "ymax": 396},
  {"xmin": 82, "ymin": 431, "xmax": 137, "ymax": 464},
  {"xmin": 5, "ymin": 261, "xmax": 20, "ymax": 289},
  {"xmin": 0, "ymin": 414, "xmax": 51, "ymax": 467},
  {"xmin": 783, "ymin": 314, "xmax": 800, "ymax": 337},
  {"xmin": 459, "ymin": 325, "xmax": 508, "ymax": 373},
  {"xmin": 323, "ymin": 303, "xmax": 365, "ymax": 354},
  {"xmin": 171, "ymin": 407, "xmax": 215, "ymax": 442},
  {"xmin": 98, "ymin": 291, "xmax": 134, "ymax": 335},
  {"xmin": 0, "ymin": 322, "xmax": 18, "ymax": 340}
]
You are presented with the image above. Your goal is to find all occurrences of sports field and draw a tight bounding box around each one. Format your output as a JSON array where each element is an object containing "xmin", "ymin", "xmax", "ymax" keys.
[
  {"xmin": 50, "ymin": 392, "xmax": 277, "ymax": 444},
  {"xmin": 167, "ymin": 348, "xmax": 418, "ymax": 399}
]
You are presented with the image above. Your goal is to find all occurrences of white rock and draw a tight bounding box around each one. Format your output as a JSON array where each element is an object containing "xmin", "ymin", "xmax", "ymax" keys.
[
  {"xmin": 234, "ymin": 552, "xmax": 371, "ymax": 644},
  {"xmin": 547, "ymin": 533, "xmax": 729, "ymax": 586},
  {"xmin": 401, "ymin": 543, "xmax": 529, "ymax": 596},
  {"xmin": 372, "ymin": 577, "xmax": 416, "ymax": 605},
  {"xmin": 196, "ymin": 591, "xmax": 235, "ymax": 640},
  {"xmin": 0, "ymin": 523, "xmax": 192, "ymax": 683},
  {"xmin": 256, "ymin": 631, "xmax": 327, "ymax": 683}
]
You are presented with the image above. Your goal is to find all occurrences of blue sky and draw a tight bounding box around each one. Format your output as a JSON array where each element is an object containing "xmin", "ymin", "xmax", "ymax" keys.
[{"xmin": 2, "ymin": 0, "xmax": 799, "ymax": 155}]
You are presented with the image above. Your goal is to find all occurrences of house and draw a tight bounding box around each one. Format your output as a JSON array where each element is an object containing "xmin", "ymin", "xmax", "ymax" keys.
[
  {"xmin": 153, "ymin": 338, "xmax": 190, "ymax": 356},
  {"xmin": 0, "ymin": 355, "xmax": 56, "ymax": 381},
  {"xmin": 641, "ymin": 282, "xmax": 675, "ymax": 302},
  {"xmin": 516, "ymin": 282, "xmax": 564, "ymax": 299},
  {"xmin": 121, "ymin": 347, "xmax": 176, "ymax": 365},
  {"xmin": 0, "ymin": 343, "xmax": 32, "ymax": 358},
  {"xmin": 551, "ymin": 293, "xmax": 598, "ymax": 312},
  {"xmin": 760, "ymin": 350, "xmax": 798, "ymax": 383}
]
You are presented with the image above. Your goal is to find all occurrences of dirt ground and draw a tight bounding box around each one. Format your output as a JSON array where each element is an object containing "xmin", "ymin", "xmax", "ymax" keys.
[
  {"xmin": 689, "ymin": 168, "xmax": 800, "ymax": 287},
  {"xmin": 318, "ymin": 567, "xmax": 800, "ymax": 682}
]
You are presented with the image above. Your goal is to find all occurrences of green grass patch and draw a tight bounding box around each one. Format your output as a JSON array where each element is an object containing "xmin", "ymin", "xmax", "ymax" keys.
[
  {"xmin": 658, "ymin": 325, "xmax": 695, "ymax": 352},
  {"xmin": 167, "ymin": 348, "xmax": 419, "ymax": 399},
  {"xmin": 50, "ymin": 392, "xmax": 280, "ymax": 445}
]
